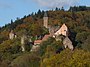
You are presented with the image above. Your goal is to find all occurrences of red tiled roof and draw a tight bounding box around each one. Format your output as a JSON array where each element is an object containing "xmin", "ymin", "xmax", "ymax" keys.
[
  {"xmin": 34, "ymin": 35, "xmax": 51, "ymax": 45},
  {"xmin": 42, "ymin": 35, "xmax": 51, "ymax": 41},
  {"xmin": 34, "ymin": 40, "xmax": 42, "ymax": 43}
]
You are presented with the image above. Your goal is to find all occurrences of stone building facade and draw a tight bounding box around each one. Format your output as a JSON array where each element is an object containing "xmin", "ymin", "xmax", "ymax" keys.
[
  {"xmin": 54, "ymin": 24, "xmax": 68, "ymax": 37},
  {"xmin": 9, "ymin": 30, "xmax": 17, "ymax": 40}
]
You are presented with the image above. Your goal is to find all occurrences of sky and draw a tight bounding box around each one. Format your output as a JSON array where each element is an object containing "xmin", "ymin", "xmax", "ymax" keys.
[{"xmin": 0, "ymin": 0, "xmax": 90, "ymax": 27}]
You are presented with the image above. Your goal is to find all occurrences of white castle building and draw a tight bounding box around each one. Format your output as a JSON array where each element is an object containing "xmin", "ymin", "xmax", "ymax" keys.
[{"xmin": 54, "ymin": 24, "xmax": 69, "ymax": 37}]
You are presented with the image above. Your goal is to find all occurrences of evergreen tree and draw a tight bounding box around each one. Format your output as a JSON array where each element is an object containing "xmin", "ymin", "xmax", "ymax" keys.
[
  {"xmin": 55, "ymin": 7, "xmax": 59, "ymax": 11},
  {"xmin": 61, "ymin": 7, "xmax": 64, "ymax": 11}
]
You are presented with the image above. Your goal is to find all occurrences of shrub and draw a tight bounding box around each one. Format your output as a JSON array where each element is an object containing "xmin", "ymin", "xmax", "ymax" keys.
[
  {"xmin": 41, "ymin": 49, "xmax": 90, "ymax": 67},
  {"xmin": 10, "ymin": 53, "xmax": 40, "ymax": 67}
]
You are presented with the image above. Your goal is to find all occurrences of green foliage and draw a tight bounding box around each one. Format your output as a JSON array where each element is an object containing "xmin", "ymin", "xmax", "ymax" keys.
[
  {"xmin": 82, "ymin": 35, "xmax": 90, "ymax": 51},
  {"xmin": 0, "ymin": 6, "xmax": 90, "ymax": 67},
  {"xmin": 39, "ymin": 37, "xmax": 63, "ymax": 56},
  {"xmin": 0, "ymin": 35, "xmax": 8, "ymax": 44},
  {"xmin": 69, "ymin": 6, "xmax": 89, "ymax": 12},
  {"xmin": 10, "ymin": 53, "xmax": 40, "ymax": 67},
  {"xmin": 76, "ymin": 32, "xmax": 89, "ymax": 43},
  {"xmin": 39, "ymin": 37, "xmax": 55, "ymax": 56},
  {"xmin": 41, "ymin": 49, "xmax": 90, "ymax": 67}
]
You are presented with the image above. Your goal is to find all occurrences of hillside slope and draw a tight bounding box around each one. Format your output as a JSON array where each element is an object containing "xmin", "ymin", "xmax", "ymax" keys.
[{"xmin": 0, "ymin": 7, "xmax": 90, "ymax": 67}]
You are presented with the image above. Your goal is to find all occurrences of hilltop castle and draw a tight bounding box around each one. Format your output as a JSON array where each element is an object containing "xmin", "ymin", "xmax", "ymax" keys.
[
  {"xmin": 9, "ymin": 11, "xmax": 74, "ymax": 52},
  {"xmin": 43, "ymin": 12, "xmax": 69, "ymax": 37},
  {"xmin": 43, "ymin": 12, "xmax": 68, "ymax": 36},
  {"xmin": 34, "ymin": 12, "xmax": 74, "ymax": 51}
]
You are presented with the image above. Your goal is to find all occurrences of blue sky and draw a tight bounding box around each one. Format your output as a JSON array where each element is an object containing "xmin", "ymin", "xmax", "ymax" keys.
[{"xmin": 0, "ymin": 0, "xmax": 90, "ymax": 27}]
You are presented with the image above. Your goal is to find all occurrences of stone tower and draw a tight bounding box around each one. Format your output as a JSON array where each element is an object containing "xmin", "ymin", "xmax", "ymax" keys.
[{"xmin": 43, "ymin": 11, "xmax": 48, "ymax": 28}]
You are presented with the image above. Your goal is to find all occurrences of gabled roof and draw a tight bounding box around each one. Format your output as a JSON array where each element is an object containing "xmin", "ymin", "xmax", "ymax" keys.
[
  {"xmin": 60, "ymin": 24, "xmax": 68, "ymax": 29},
  {"xmin": 42, "ymin": 34, "xmax": 51, "ymax": 41},
  {"xmin": 34, "ymin": 34, "xmax": 50, "ymax": 45},
  {"xmin": 54, "ymin": 24, "xmax": 68, "ymax": 36}
]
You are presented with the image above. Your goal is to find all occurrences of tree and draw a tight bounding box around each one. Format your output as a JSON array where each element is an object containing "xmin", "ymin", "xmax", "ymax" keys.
[
  {"xmin": 72, "ymin": 11, "xmax": 77, "ymax": 21},
  {"xmin": 41, "ymin": 49, "xmax": 90, "ymax": 67},
  {"xmin": 61, "ymin": 7, "xmax": 64, "ymax": 11},
  {"xmin": 37, "ymin": 9, "xmax": 41, "ymax": 15},
  {"xmin": 55, "ymin": 7, "xmax": 59, "ymax": 11},
  {"xmin": 82, "ymin": 35, "xmax": 90, "ymax": 51},
  {"xmin": 76, "ymin": 32, "xmax": 89, "ymax": 43},
  {"xmin": 10, "ymin": 53, "xmax": 40, "ymax": 67}
]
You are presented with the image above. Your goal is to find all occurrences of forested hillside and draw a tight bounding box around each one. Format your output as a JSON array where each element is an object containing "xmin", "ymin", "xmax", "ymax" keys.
[{"xmin": 0, "ymin": 6, "xmax": 90, "ymax": 67}]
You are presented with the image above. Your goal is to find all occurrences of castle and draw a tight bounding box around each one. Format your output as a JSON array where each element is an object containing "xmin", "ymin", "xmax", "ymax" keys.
[
  {"xmin": 34, "ymin": 11, "xmax": 74, "ymax": 51},
  {"xmin": 9, "ymin": 11, "xmax": 74, "ymax": 52},
  {"xmin": 43, "ymin": 11, "xmax": 68, "ymax": 37}
]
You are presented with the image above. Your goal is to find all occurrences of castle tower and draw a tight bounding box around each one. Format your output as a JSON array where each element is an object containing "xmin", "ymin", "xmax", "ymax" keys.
[{"xmin": 43, "ymin": 11, "xmax": 48, "ymax": 28}]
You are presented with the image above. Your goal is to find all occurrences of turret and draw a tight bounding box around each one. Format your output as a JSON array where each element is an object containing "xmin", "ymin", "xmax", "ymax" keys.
[{"xmin": 43, "ymin": 11, "xmax": 48, "ymax": 28}]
